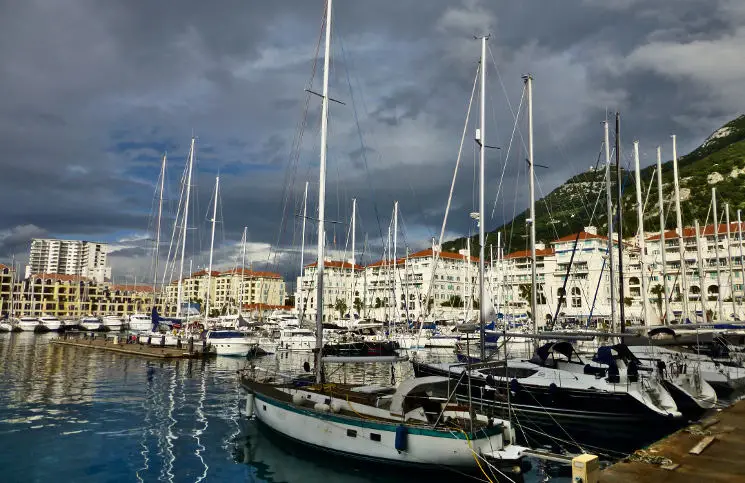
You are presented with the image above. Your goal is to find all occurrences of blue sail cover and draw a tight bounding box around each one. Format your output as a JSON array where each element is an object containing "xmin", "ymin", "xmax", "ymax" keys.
[{"xmin": 151, "ymin": 307, "xmax": 161, "ymax": 332}]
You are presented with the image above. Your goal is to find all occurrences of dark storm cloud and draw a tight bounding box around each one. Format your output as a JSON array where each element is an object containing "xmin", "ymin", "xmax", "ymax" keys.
[{"xmin": 1, "ymin": 0, "xmax": 743, "ymax": 283}]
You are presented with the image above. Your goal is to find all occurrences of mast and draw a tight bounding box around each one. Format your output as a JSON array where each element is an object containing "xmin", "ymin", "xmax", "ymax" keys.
[
  {"xmin": 695, "ymin": 220, "xmax": 707, "ymax": 322},
  {"xmin": 350, "ymin": 197, "xmax": 356, "ymax": 319},
  {"xmin": 713, "ymin": 188, "xmax": 724, "ymax": 321},
  {"xmin": 478, "ymin": 36, "xmax": 488, "ymax": 359},
  {"xmin": 604, "ymin": 121, "xmax": 617, "ymax": 331},
  {"xmin": 393, "ymin": 200, "xmax": 398, "ymax": 321},
  {"xmin": 633, "ymin": 141, "xmax": 649, "ymax": 326},
  {"xmin": 314, "ymin": 0, "xmax": 332, "ymax": 384},
  {"xmin": 176, "ymin": 137, "xmax": 195, "ymax": 318},
  {"xmin": 239, "ymin": 227, "xmax": 247, "ymax": 315},
  {"xmin": 523, "ymin": 73, "xmax": 537, "ymax": 339},
  {"xmin": 615, "ymin": 113, "xmax": 625, "ymax": 333},
  {"xmin": 738, "ymin": 209, "xmax": 744, "ymax": 315},
  {"xmin": 205, "ymin": 175, "xmax": 219, "ymax": 319},
  {"xmin": 726, "ymin": 204, "xmax": 736, "ymax": 320},
  {"xmin": 153, "ymin": 153, "xmax": 167, "ymax": 310},
  {"xmin": 657, "ymin": 147, "xmax": 671, "ymax": 324},
  {"xmin": 672, "ymin": 135, "xmax": 689, "ymax": 322},
  {"xmin": 299, "ymin": 182, "xmax": 308, "ymax": 321}
]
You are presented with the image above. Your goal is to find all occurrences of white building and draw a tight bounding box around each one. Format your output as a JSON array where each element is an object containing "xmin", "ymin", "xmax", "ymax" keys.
[
  {"xmin": 25, "ymin": 238, "xmax": 111, "ymax": 283},
  {"xmin": 295, "ymin": 249, "xmax": 478, "ymax": 322}
]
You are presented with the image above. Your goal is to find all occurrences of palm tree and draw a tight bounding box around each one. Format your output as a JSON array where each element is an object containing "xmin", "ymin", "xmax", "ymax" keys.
[
  {"xmin": 353, "ymin": 297, "xmax": 363, "ymax": 314},
  {"xmin": 334, "ymin": 298, "xmax": 347, "ymax": 318},
  {"xmin": 650, "ymin": 284, "xmax": 664, "ymax": 319}
]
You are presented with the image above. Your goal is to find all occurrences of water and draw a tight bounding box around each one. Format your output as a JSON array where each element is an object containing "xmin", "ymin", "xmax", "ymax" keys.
[{"xmin": 0, "ymin": 333, "xmax": 567, "ymax": 482}]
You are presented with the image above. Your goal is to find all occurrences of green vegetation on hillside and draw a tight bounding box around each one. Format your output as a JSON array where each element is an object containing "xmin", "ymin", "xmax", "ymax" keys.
[{"xmin": 443, "ymin": 115, "xmax": 745, "ymax": 257}]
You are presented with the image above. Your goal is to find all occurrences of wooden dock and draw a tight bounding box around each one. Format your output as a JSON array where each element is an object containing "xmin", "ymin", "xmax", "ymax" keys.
[
  {"xmin": 51, "ymin": 336, "xmax": 210, "ymax": 359},
  {"xmin": 600, "ymin": 399, "xmax": 745, "ymax": 482}
]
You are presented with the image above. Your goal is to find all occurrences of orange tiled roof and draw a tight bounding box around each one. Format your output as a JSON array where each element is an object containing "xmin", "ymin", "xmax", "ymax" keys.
[
  {"xmin": 241, "ymin": 303, "xmax": 293, "ymax": 310},
  {"xmin": 190, "ymin": 270, "xmax": 221, "ymax": 278},
  {"xmin": 109, "ymin": 284, "xmax": 155, "ymax": 293},
  {"xmin": 367, "ymin": 249, "xmax": 479, "ymax": 268},
  {"xmin": 221, "ymin": 268, "xmax": 282, "ymax": 279},
  {"xmin": 28, "ymin": 273, "xmax": 92, "ymax": 282},
  {"xmin": 552, "ymin": 231, "xmax": 608, "ymax": 243},
  {"xmin": 504, "ymin": 247, "xmax": 555, "ymax": 260},
  {"xmin": 646, "ymin": 223, "xmax": 745, "ymax": 241},
  {"xmin": 304, "ymin": 260, "xmax": 364, "ymax": 270}
]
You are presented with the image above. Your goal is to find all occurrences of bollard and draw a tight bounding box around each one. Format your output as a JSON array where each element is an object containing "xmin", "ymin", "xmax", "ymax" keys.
[
  {"xmin": 189, "ymin": 336, "xmax": 194, "ymax": 354},
  {"xmin": 147, "ymin": 336, "xmax": 152, "ymax": 345},
  {"xmin": 177, "ymin": 337, "xmax": 182, "ymax": 349},
  {"xmin": 160, "ymin": 335, "xmax": 166, "ymax": 347},
  {"xmin": 572, "ymin": 454, "xmax": 599, "ymax": 483}
]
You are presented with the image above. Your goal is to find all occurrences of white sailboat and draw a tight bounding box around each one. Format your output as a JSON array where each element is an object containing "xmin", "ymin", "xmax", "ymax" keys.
[
  {"xmin": 38, "ymin": 315, "xmax": 62, "ymax": 331},
  {"xmin": 241, "ymin": 4, "xmax": 524, "ymax": 473},
  {"xmin": 17, "ymin": 316, "xmax": 40, "ymax": 332}
]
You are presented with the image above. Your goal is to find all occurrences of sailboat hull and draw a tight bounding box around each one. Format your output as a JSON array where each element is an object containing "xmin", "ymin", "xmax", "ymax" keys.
[
  {"xmin": 413, "ymin": 361, "xmax": 685, "ymax": 453},
  {"xmin": 244, "ymin": 381, "xmax": 519, "ymax": 469}
]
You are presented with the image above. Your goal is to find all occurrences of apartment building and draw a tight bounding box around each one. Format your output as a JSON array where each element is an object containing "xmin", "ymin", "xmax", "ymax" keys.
[{"xmin": 25, "ymin": 239, "xmax": 112, "ymax": 283}]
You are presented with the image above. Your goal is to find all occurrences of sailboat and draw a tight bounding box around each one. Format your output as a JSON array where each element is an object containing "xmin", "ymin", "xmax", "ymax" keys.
[
  {"xmin": 415, "ymin": 71, "xmax": 686, "ymax": 454},
  {"xmin": 241, "ymin": 3, "xmax": 524, "ymax": 473}
]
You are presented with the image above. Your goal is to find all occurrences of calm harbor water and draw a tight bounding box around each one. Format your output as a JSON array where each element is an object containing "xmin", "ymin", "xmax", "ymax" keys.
[{"xmin": 0, "ymin": 333, "xmax": 567, "ymax": 482}]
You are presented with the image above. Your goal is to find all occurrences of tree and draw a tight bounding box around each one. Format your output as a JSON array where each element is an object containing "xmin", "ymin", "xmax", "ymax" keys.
[
  {"xmin": 334, "ymin": 298, "xmax": 347, "ymax": 318},
  {"xmin": 209, "ymin": 308, "xmax": 220, "ymax": 317},
  {"xmin": 650, "ymin": 284, "xmax": 664, "ymax": 318},
  {"xmin": 440, "ymin": 295, "xmax": 463, "ymax": 307},
  {"xmin": 353, "ymin": 297, "xmax": 363, "ymax": 314},
  {"xmin": 374, "ymin": 297, "xmax": 382, "ymax": 309},
  {"xmin": 623, "ymin": 297, "xmax": 633, "ymax": 307},
  {"xmin": 518, "ymin": 284, "xmax": 532, "ymax": 305}
]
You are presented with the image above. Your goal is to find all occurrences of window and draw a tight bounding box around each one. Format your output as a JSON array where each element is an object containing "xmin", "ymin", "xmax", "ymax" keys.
[
  {"xmin": 370, "ymin": 433, "xmax": 381, "ymax": 442},
  {"xmin": 571, "ymin": 287, "xmax": 582, "ymax": 308},
  {"xmin": 347, "ymin": 429, "xmax": 357, "ymax": 437}
]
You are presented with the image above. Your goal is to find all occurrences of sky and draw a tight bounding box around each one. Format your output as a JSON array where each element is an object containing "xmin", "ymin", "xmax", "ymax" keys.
[{"xmin": 1, "ymin": 0, "xmax": 744, "ymax": 289}]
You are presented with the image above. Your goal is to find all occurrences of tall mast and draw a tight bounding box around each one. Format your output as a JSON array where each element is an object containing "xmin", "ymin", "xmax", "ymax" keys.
[
  {"xmin": 633, "ymin": 141, "xmax": 649, "ymax": 326},
  {"xmin": 524, "ymin": 73, "xmax": 536, "ymax": 341},
  {"xmin": 671, "ymin": 135, "xmax": 689, "ymax": 322},
  {"xmin": 604, "ymin": 121, "xmax": 617, "ymax": 331},
  {"xmin": 299, "ymin": 182, "xmax": 308, "ymax": 321},
  {"xmin": 615, "ymin": 113, "xmax": 625, "ymax": 333},
  {"xmin": 205, "ymin": 175, "xmax": 219, "ymax": 319},
  {"xmin": 153, "ymin": 153, "xmax": 167, "ymax": 309},
  {"xmin": 726, "ymin": 204, "xmax": 736, "ymax": 320},
  {"xmin": 695, "ymin": 219, "xmax": 707, "ymax": 322},
  {"xmin": 478, "ymin": 36, "xmax": 488, "ymax": 359},
  {"xmin": 314, "ymin": 0, "xmax": 332, "ymax": 384},
  {"xmin": 177, "ymin": 137, "xmax": 195, "ymax": 318},
  {"xmin": 738, "ymin": 209, "xmax": 744, "ymax": 315},
  {"xmin": 350, "ymin": 197, "xmax": 356, "ymax": 318},
  {"xmin": 713, "ymin": 188, "xmax": 724, "ymax": 321},
  {"xmin": 393, "ymin": 200, "xmax": 398, "ymax": 321},
  {"xmin": 239, "ymin": 227, "xmax": 247, "ymax": 315},
  {"xmin": 657, "ymin": 147, "xmax": 671, "ymax": 324}
]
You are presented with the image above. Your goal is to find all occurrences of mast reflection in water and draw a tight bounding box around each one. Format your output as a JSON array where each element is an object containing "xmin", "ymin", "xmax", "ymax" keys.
[{"xmin": 0, "ymin": 334, "xmax": 555, "ymax": 482}]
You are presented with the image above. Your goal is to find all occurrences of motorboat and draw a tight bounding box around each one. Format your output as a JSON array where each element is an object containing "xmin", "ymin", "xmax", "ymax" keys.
[
  {"xmin": 79, "ymin": 316, "xmax": 103, "ymax": 331},
  {"xmin": 205, "ymin": 330, "xmax": 257, "ymax": 356},
  {"xmin": 62, "ymin": 318, "xmax": 79, "ymax": 330},
  {"xmin": 276, "ymin": 328, "xmax": 316, "ymax": 352},
  {"xmin": 38, "ymin": 315, "xmax": 63, "ymax": 332},
  {"xmin": 0, "ymin": 320, "xmax": 12, "ymax": 332},
  {"xmin": 102, "ymin": 315, "xmax": 123, "ymax": 331},
  {"xmin": 413, "ymin": 341, "xmax": 684, "ymax": 453},
  {"xmin": 128, "ymin": 313, "xmax": 152, "ymax": 332},
  {"xmin": 16, "ymin": 317, "xmax": 40, "ymax": 332}
]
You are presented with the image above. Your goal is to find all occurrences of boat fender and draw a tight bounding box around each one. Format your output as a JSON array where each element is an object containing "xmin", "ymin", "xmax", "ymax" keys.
[
  {"xmin": 548, "ymin": 382, "xmax": 558, "ymax": 396},
  {"xmin": 313, "ymin": 403, "xmax": 331, "ymax": 412},
  {"xmin": 329, "ymin": 402, "xmax": 342, "ymax": 413},
  {"xmin": 245, "ymin": 394, "xmax": 255, "ymax": 416},
  {"xmin": 292, "ymin": 393, "xmax": 305, "ymax": 406},
  {"xmin": 303, "ymin": 361, "xmax": 311, "ymax": 372},
  {"xmin": 509, "ymin": 378, "xmax": 521, "ymax": 394},
  {"xmin": 395, "ymin": 424, "xmax": 408, "ymax": 452}
]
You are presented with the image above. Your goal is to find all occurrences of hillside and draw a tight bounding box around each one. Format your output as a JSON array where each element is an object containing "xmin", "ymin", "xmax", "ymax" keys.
[{"xmin": 443, "ymin": 114, "xmax": 745, "ymax": 256}]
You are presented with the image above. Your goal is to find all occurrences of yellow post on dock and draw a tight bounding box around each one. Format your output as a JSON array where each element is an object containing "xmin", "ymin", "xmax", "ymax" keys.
[{"xmin": 571, "ymin": 453, "xmax": 599, "ymax": 483}]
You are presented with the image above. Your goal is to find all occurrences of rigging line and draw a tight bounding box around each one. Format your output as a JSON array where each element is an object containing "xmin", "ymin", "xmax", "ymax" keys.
[
  {"xmin": 487, "ymin": 44, "xmax": 527, "ymax": 154},
  {"xmin": 491, "ymin": 81, "xmax": 526, "ymax": 220},
  {"xmin": 337, "ymin": 28, "xmax": 385, "ymax": 247},
  {"xmin": 269, "ymin": 3, "xmax": 326, "ymax": 272},
  {"xmin": 422, "ymin": 61, "xmax": 479, "ymax": 318},
  {"xmin": 505, "ymin": 149, "xmax": 523, "ymax": 256}
]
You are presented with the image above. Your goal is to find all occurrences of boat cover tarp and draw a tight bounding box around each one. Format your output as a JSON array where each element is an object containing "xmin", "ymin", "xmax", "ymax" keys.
[{"xmin": 389, "ymin": 376, "xmax": 449, "ymax": 417}]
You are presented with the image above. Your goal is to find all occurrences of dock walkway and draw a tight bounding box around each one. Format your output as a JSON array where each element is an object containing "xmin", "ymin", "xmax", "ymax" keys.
[
  {"xmin": 51, "ymin": 335, "xmax": 209, "ymax": 359},
  {"xmin": 600, "ymin": 399, "xmax": 745, "ymax": 482}
]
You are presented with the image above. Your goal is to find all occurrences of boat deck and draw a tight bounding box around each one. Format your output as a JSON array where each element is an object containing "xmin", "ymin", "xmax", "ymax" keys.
[
  {"xmin": 51, "ymin": 335, "xmax": 210, "ymax": 359},
  {"xmin": 600, "ymin": 398, "xmax": 745, "ymax": 482}
]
